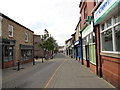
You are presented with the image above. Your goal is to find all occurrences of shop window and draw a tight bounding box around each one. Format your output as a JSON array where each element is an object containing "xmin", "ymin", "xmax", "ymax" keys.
[
  {"xmin": 83, "ymin": 37, "xmax": 86, "ymax": 45},
  {"xmin": 93, "ymin": 33, "xmax": 95, "ymax": 43},
  {"xmin": 4, "ymin": 46, "xmax": 13, "ymax": 62},
  {"xmin": 107, "ymin": 18, "xmax": 112, "ymax": 27},
  {"xmin": 101, "ymin": 29, "xmax": 113, "ymax": 51},
  {"xmin": 100, "ymin": 13, "xmax": 120, "ymax": 53},
  {"xmin": 25, "ymin": 32, "xmax": 28, "ymax": 42},
  {"xmin": 8, "ymin": 25, "xmax": 13, "ymax": 37},
  {"xmin": 114, "ymin": 25, "xmax": 120, "ymax": 52},
  {"xmin": 21, "ymin": 50, "xmax": 32, "ymax": 60},
  {"xmin": 114, "ymin": 13, "xmax": 120, "ymax": 24},
  {"xmin": 101, "ymin": 23, "xmax": 105, "ymax": 30},
  {"xmin": 89, "ymin": 34, "xmax": 92, "ymax": 43}
]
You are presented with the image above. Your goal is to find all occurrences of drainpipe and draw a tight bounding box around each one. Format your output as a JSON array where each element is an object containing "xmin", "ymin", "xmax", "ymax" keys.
[
  {"xmin": 80, "ymin": 31, "xmax": 84, "ymax": 65},
  {"xmin": 0, "ymin": 15, "xmax": 3, "ymax": 69},
  {"xmin": 33, "ymin": 35, "xmax": 35, "ymax": 65},
  {"xmin": 92, "ymin": 12, "xmax": 98, "ymax": 76}
]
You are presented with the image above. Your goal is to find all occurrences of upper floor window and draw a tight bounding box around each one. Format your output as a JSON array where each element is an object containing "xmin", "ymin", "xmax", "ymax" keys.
[
  {"xmin": 25, "ymin": 32, "xmax": 28, "ymax": 42},
  {"xmin": 84, "ymin": 5, "xmax": 88, "ymax": 20},
  {"xmin": 8, "ymin": 25, "xmax": 13, "ymax": 37}
]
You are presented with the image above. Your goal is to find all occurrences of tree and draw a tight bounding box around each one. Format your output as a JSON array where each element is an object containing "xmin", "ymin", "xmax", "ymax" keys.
[{"xmin": 38, "ymin": 29, "xmax": 58, "ymax": 58}]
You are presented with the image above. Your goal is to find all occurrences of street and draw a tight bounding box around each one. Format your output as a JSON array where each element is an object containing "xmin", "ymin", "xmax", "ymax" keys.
[{"xmin": 2, "ymin": 53, "xmax": 116, "ymax": 89}]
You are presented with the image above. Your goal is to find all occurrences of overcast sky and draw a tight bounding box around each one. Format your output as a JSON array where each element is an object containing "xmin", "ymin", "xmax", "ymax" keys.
[{"xmin": 0, "ymin": 0, "xmax": 80, "ymax": 46}]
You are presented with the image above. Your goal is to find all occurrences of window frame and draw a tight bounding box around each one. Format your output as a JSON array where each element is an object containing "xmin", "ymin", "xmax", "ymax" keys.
[
  {"xmin": 8, "ymin": 24, "xmax": 13, "ymax": 37},
  {"xmin": 25, "ymin": 32, "xmax": 28, "ymax": 42},
  {"xmin": 100, "ymin": 13, "xmax": 120, "ymax": 53}
]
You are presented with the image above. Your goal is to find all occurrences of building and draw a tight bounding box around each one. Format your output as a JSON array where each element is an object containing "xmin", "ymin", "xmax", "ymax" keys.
[
  {"xmin": 0, "ymin": 13, "xmax": 34, "ymax": 68},
  {"xmin": 93, "ymin": 0, "xmax": 120, "ymax": 88},
  {"xmin": 79, "ymin": 0, "xmax": 97, "ymax": 74},
  {"xmin": 71, "ymin": 33, "xmax": 75, "ymax": 58},
  {"xmin": 74, "ymin": 20, "xmax": 82, "ymax": 61},
  {"xmin": 34, "ymin": 35, "xmax": 44, "ymax": 59},
  {"xmin": 58, "ymin": 46, "xmax": 64, "ymax": 53},
  {"xmin": 65, "ymin": 38, "xmax": 72, "ymax": 56}
]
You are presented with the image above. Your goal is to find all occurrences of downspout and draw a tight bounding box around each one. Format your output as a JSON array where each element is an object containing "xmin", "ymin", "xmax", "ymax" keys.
[
  {"xmin": 80, "ymin": 31, "xmax": 84, "ymax": 65},
  {"xmin": 92, "ymin": 12, "xmax": 98, "ymax": 76},
  {"xmin": 0, "ymin": 15, "xmax": 3, "ymax": 69}
]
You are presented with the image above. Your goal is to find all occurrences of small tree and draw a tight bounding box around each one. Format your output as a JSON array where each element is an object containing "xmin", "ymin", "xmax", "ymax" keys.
[{"xmin": 38, "ymin": 29, "xmax": 58, "ymax": 58}]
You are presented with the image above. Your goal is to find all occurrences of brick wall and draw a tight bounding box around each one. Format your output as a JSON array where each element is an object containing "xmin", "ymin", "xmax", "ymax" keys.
[
  {"xmin": 80, "ymin": 1, "xmax": 95, "ymax": 29},
  {"xmin": 95, "ymin": 25, "xmax": 120, "ymax": 89},
  {"xmin": 102, "ymin": 56, "xmax": 120, "ymax": 89},
  {"xmin": 90, "ymin": 63, "xmax": 96, "ymax": 74},
  {"xmin": 2, "ymin": 16, "xmax": 34, "ymax": 68}
]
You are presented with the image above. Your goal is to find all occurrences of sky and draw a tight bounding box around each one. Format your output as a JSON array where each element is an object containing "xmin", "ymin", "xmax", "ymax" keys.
[{"xmin": 0, "ymin": 0, "xmax": 80, "ymax": 46}]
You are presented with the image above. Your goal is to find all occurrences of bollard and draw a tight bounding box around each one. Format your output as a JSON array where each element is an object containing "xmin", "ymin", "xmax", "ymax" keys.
[
  {"xmin": 42, "ymin": 58, "xmax": 43, "ymax": 63},
  {"xmin": 17, "ymin": 61, "xmax": 20, "ymax": 71},
  {"xmin": 33, "ymin": 58, "xmax": 35, "ymax": 65}
]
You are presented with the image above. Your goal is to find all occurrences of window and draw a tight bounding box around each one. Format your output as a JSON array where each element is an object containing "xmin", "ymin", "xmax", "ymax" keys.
[
  {"xmin": 107, "ymin": 18, "xmax": 112, "ymax": 27},
  {"xmin": 25, "ymin": 32, "xmax": 28, "ymax": 42},
  {"xmin": 84, "ymin": 5, "xmax": 88, "ymax": 19},
  {"xmin": 101, "ymin": 29, "xmax": 113, "ymax": 51},
  {"xmin": 114, "ymin": 25, "xmax": 120, "ymax": 52},
  {"xmin": 100, "ymin": 13, "xmax": 120, "ymax": 53},
  {"xmin": 101, "ymin": 23, "xmax": 105, "ymax": 30},
  {"xmin": 8, "ymin": 25, "xmax": 13, "ymax": 37},
  {"xmin": 21, "ymin": 50, "xmax": 32, "ymax": 60},
  {"xmin": 4, "ymin": 46, "xmax": 13, "ymax": 62},
  {"xmin": 114, "ymin": 13, "xmax": 120, "ymax": 24}
]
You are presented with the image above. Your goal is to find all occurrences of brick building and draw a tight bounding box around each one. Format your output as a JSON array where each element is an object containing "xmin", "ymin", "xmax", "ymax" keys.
[
  {"xmin": 0, "ymin": 13, "xmax": 34, "ymax": 68},
  {"xmin": 79, "ymin": 0, "xmax": 96, "ymax": 74},
  {"xmin": 93, "ymin": 0, "xmax": 120, "ymax": 89},
  {"xmin": 74, "ymin": 20, "xmax": 82, "ymax": 61},
  {"xmin": 34, "ymin": 35, "xmax": 44, "ymax": 58}
]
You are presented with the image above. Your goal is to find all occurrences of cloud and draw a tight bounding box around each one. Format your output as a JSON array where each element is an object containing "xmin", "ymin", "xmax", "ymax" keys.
[{"xmin": 0, "ymin": 0, "xmax": 80, "ymax": 46}]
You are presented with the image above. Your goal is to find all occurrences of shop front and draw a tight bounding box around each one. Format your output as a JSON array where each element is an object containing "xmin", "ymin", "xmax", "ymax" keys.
[
  {"xmin": 2, "ymin": 39, "xmax": 16, "ymax": 68},
  {"xmin": 74, "ymin": 39, "xmax": 83, "ymax": 61},
  {"xmin": 20, "ymin": 44, "xmax": 33, "ymax": 64},
  {"xmin": 82, "ymin": 22, "xmax": 97, "ymax": 73},
  {"xmin": 94, "ymin": 0, "xmax": 120, "ymax": 88}
]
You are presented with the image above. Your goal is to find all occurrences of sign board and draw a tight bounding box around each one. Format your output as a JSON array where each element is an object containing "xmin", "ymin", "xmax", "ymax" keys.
[
  {"xmin": 82, "ymin": 22, "xmax": 93, "ymax": 38},
  {"xmin": 74, "ymin": 40, "xmax": 79, "ymax": 46},
  {"xmin": 94, "ymin": 0, "xmax": 120, "ymax": 24}
]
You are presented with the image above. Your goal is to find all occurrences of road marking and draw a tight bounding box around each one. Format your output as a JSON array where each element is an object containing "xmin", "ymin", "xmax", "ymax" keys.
[{"xmin": 43, "ymin": 59, "xmax": 67, "ymax": 89}]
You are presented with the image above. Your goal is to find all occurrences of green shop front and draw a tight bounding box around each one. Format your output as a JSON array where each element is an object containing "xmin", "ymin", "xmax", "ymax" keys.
[{"xmin": 82, "ymin": 22, "xmax": 97, "ymax": 73}]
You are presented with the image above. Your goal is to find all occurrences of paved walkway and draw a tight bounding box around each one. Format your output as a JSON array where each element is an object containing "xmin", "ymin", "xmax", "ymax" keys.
[
  {"xmin": 3, "ymin": 58, "xmax": 52, "ymax": 79},
  {"xmin": 46, "ymin": 55, "xmax": 116, "ymax": 89}
]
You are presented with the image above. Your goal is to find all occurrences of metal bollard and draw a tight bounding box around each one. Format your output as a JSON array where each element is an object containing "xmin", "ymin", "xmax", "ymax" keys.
[
  {"xmin": 42, "ymin": 58, "xmax": 43, "ymax": 63},
  {"xmin": 17, "ymin": 61, "xmax": 20, "ymax": 71},
  {"xmin": 33, "ymin": 58, "xmax": 35, "ymax": 65}
]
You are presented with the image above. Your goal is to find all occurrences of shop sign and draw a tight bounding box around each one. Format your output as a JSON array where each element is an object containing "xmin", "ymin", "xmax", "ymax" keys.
[
  {"xmin": 94, "ymin": 0, "xmax": 120, "ymax": 24},
  {"xmin": 74, "ymin": 40, "xmax": 79, "ymax": 46},
  {"xmin": 82, "ymin": 22, "xmax": 93, "ymax": 38}
]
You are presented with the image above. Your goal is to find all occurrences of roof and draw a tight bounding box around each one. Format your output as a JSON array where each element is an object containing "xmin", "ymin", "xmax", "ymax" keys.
[
  {"xmin": 0, "ymin": 13, "xmax": 34, "ymax": 33},
  {"xmin": 71, "ymin": 32, "xmax": 75, "ymax": 36},
  {"xmin": 65, "ymin": 38, "xmax": 72, "ymax": 44}
]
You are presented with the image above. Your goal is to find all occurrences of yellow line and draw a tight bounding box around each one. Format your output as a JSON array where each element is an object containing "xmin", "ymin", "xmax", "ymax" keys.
[{"xmin": 43, "ymin": 59, "xmax": 67, "ymax": 89}]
